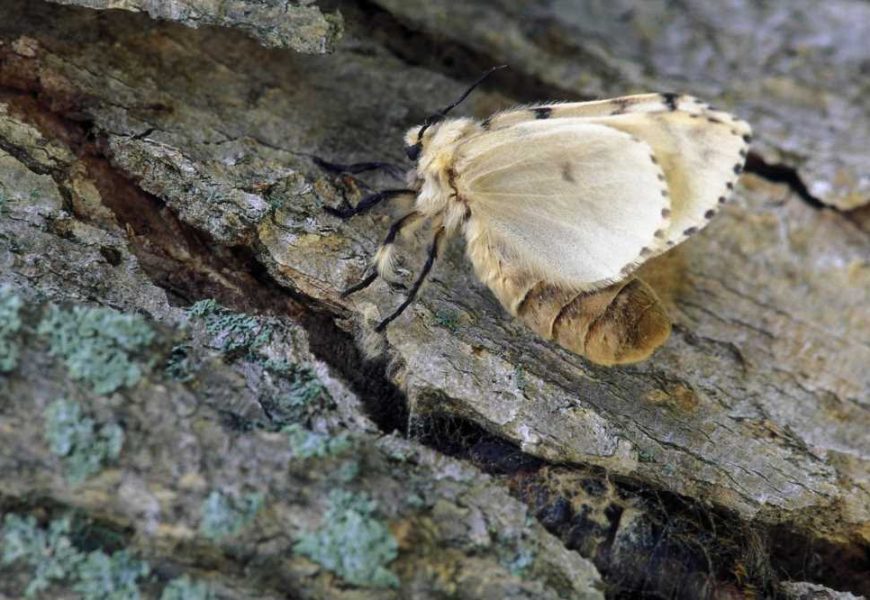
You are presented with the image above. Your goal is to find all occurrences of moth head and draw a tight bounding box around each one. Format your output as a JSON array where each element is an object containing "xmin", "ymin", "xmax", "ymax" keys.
[
  {"xmin": 404, "ymin": 119, "xmax": 476, "ymax": 165},
  {"xmin": 404, "ymin": 65, "xmax": 507, "ymax": 163},
  {"xmin": 404, "ymin": 122, "xmax": 435, "ymax": 162}
]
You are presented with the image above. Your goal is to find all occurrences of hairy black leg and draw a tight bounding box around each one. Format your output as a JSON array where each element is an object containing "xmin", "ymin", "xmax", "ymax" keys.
[
  {"xmin": 314, "ymin": 156, "xmax": 406, "ymax": 181},
  {"xmin": 341, "ymin": 271, "xmax": 378, "ymax": 297},
  {"xmin": 341, "ymin": 211, "xmax": 423, "ymax": 297},
  {"xmin": 325, "ymin": 188, "xmax": 416, "ymax": 219},
  {"xmin": 375, "ymin": 227, "xmax": 445, "ymax": 332}
]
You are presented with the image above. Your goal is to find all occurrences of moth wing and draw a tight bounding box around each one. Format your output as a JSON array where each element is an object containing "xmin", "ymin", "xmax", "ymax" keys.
[
  {"xmin": 484, "ymin": 93, "xmax": 681, "ymax": 130},
  {"xmin": 484, "ymin": 94, "xmax": 751, "ymax": 253},
  {"xmin": 456, "ymin": 119, "xmax": 669, "ymax": 291}
]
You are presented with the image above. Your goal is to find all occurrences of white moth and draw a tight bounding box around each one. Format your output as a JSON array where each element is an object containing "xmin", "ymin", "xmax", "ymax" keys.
[{"xmin": 324, "ymin": 68, "xmax": 752, "ymax": 365}]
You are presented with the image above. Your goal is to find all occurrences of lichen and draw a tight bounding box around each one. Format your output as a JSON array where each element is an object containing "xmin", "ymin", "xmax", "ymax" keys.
[
  {"xmin": 294, "ymin": 489, "xmax": 399, "ymax": 589},
  {"xmin": 73, "ymin": 549, "xmax": 150, "ymax": 600},
  {"xmin": 164, "ymin": 343, "xmax": 195, "ymax": 382},
  {"xmin": 263, "ymin": 360, "xmax": 329, "ymax": 425},
  {"xmin": 1, "ymin": 514, "xmax": 149, "ymax": 599},
  {"xmin": 433, "ymin": 309, "xmax": 460, "ymax": 332},
  {"xmin": 0, "ymin": 286, "xmax": 24, "ymax": 373},
  {"xmin": 285, "ymin": 423, "xmax": 351, "ymax": 458},
  {"xmin": 44, "ymin": 398, "xmax": 124, "ymax": 484},
  {"xmin": 514, "ymin": 366, "xmax": 528, "ymax": 395},
  {"xmin": 160, "ymin": 575, "xmax": 214, "ymax": 600},
  {"xmin": 1, "ymin": 515, "xmax": 80, "ymax": 597},
  {"xmin": 187, "ymin": 299, "xmax": 272, "ymax": 354},
  {"xmin": 199, "ymin": 490, "xmax": 263, "ymax": 540},
  {"xmin": 38, "ymin": 305, "xmax": 156, "ymax": 394}
]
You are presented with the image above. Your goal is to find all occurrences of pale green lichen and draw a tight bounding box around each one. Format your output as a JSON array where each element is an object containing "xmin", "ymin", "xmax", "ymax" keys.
[
  {"xmin": 160, "ymin": 575, "xmax": 214, "ymax": 600},
  {"xmin": 38, "ymin": 305, "xmax": 156, "ymax": 394},
  {"xmin": 0, "ymin": 286, "xmax": 24, "ymax": 372},
  {"xmin": 263, "ymin": 361, "xmax": 329, "ymax": 426},
  {"xmin": 433, "ymin": 309, "xmax": 460, "ymax": 332},
  {"xmin": 1, "ymin": 515, "xmax": 80, "ymax": 597},
  {"xmin": 494, "ymin": 525, "xmax": 538, "ymax": 579},
  {"xmin": 164, "ymin": 343, "xmax": 195, "ymax": 382},
  {"xmin": 514, "ymin": 366, "xmax": 528, "ymax": 395},
  {"xmin": 44, "ymin": 398, "xmax": 124, "ymax": 484},
  {"xmin": 502, "ymin": 546, "xmax": 536, "ymax": 577},
  {"xmin": 294, "ymin": 490, "xmax": 399, "ymax": 589},
  {"xmin": 285, "ymin": 423, "xmax": 351, "ymax": 459},
  {"xmin": 73, "ymin": 549, "xmax": 150, "ymax": 600},
  {"xmin": 199, "ymin": 490, "xmax": 263, "ymax": 540},
  {"xmin": 187, "ymin": 299, "xmax": 271, "ymax": 354},
  {"xmin": 1, "ymin": 514, "xmax": 149, "ymax": 599},
  {"xmin": 334, "ymin": 460, "xmax": 360, "ymax": 483}
]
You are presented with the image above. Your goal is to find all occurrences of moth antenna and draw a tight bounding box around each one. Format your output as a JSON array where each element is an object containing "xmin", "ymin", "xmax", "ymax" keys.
[
  {"xmin": 417, "ymin": 65, "xmax": 508, "ymax": 139},
  {"xmin": 375, "ymin": 226, "xmax": 446, "ymax": 332},
  {"xmin": 325, "ymin": 188, "xmax": 416, "ymax": 219},
  {"xmin": 341, "ymin": 211, "xmax": 424, "ymax": 298}
]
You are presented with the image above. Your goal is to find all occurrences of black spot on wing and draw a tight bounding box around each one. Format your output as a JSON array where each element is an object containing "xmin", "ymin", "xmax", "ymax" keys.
[
  {"xmin": 532, "ymin": 107, "xmax": 552, "ymax": 119},
  {"xmin": 610, "ymin": 97, "xmax": 630, "ymax": 115},
  {"xmin": 662, "ymin": 92, "xmax": 679, "ymax": 111},
  {"xmin": 560, "ymin": 161, "xmax": 576, "ymax": 183},
  {"xmin": 481, "ymin": 116, "xmax": 493, "ymax": 130}
]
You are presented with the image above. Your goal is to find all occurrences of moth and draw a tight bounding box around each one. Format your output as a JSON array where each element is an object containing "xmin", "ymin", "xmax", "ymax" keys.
[{"xmin": 321, "ymin": 67, "xmax": 752, "ymax": 365}]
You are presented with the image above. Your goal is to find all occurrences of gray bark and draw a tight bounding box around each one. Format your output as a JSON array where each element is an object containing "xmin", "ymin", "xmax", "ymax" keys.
[{"xmin": 0, "ymin": 0, "xmax": 867, "ymax": 597}]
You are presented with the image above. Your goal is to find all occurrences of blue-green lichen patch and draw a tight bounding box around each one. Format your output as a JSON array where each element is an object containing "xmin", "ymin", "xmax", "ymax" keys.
[
  {"xmin": 294, "ymin": 490, "xmax": 399, "ymax": 589},
  {"xmin": 261, "ymin": 360, "xmax": 330, "ymax": 427},
  {"xmin": 38, "ymin": 305, "xmax": 156, "ymax": 394},
  {"xmin": 199, "ymin": 490, "xmax": 263, "ymax": 540},
  {"xmin": 73, "ymin": 549, "xmax": 150, "ymax": 600},
  {"xmin": 44, "ymin": 398, "xmax": 124, "ymax": 484},
  {"xmin": 163, "ymin": 343, "xmax": 196, "ymax": 382},
  {"xmin": 1, "ymin": 514, "xmax": 149, "ymax": 599},
  {"xmin": 187, "ymin": 299, "xmax": 272, "ymax": 355},
  {"xmin": 1, "ymin": 515, "xmax": 80, "ymax": 597},
  {"xmin": 160, "ymin": 575, "xmax": 214, "ymax": 600},
  {"xmin": 285, "ymin": 423, "xmax": 351, "ymax": 459},
  {"xmin": 0, "ymin": 286, "xmax": 24, "ymax": 373}
]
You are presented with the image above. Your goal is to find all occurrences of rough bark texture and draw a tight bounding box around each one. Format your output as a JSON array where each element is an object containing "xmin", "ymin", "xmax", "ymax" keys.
[
  {"xmin": 45, "ymin": 0, "xmax": 344, "ymax": 53},
  {"xmin": 0, "ymin": 0, "xmax": 867, "ymax": 598}
]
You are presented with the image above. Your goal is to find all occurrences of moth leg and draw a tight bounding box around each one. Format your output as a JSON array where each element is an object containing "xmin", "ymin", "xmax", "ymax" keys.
[
  {"xmin": 325, "ymin": 188, "xmax": 416, "ymax": 220},
  {"xmin": 341, "ymin": 211, "xmax": 424, "ymax": 298},
  {"xmin": 375, "ymin": 226, "xmax": 446, "ymax": 332},
  {"xmin": 313, "ymin": 156, "xmax": 406, "ymax": 181}
]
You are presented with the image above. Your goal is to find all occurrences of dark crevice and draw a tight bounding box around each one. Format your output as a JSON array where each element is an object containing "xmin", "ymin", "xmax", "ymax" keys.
[
  {"xmin": 411, "ymin": 410, "xmax": 869, "ymax": 598},
  {"xmin": 744, "ymin": 151, "xmax": 827, "ymax": 210},
  {"xmin": 0, "ymin": 84, "xmax": 409, "ymax": 435}
]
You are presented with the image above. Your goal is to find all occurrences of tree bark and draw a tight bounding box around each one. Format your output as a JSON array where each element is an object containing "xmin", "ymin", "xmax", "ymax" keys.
[{"xmin": 0, "ymin": 0, "xmax": 867, "ymax": 598}]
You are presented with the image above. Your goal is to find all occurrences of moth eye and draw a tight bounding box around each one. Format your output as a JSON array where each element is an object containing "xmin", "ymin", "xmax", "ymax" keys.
[{"xmin": 406, "ymin": 143, "xmax": 422, "ymax": 161}]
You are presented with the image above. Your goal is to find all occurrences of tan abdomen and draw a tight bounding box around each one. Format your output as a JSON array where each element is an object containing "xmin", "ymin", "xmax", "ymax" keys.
[
  {"xmin": 465, "ymin": 227, "xmax": 671, "ymax": 365},
  {"xmin": 514, "ymin": 278, "xmax": 671, "ymax": 365}
]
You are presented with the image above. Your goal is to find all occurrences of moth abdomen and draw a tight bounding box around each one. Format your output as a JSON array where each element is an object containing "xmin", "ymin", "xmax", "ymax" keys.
[{"xmin": 515, "ymin": 278, "xmax": 671, "ymax": 366}]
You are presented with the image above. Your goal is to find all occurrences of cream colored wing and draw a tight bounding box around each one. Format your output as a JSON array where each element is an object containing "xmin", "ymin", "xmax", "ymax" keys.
[
  {"xmin": 455, "ymin": 119, "xmax": 670, "ymax": 291},
  {"xmin": 482, "ymin": 93, "xmax": 752, "ymax": 253}
]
